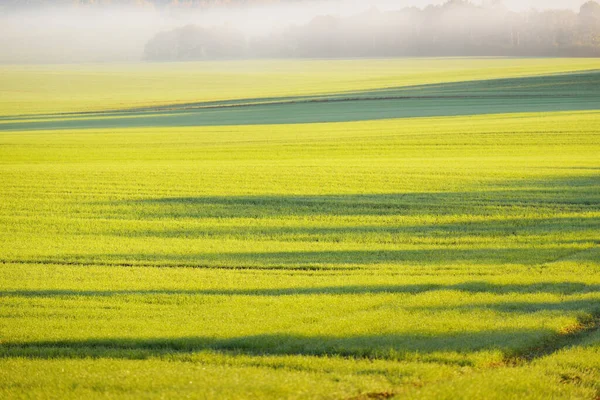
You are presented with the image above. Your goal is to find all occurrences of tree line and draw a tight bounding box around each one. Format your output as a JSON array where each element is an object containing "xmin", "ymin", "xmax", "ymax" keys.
[{"xmin": 145, "ymin": 0, "xmax": 600, "ymax": 60}]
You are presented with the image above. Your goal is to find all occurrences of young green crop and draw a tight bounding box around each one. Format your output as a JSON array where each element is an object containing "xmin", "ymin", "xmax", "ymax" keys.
[
  {"xmin": 1, "ymin": 58, "xmax": 599, "ymax": 116},
  {"xmin": 0, "ymin": 60, "xmax": 599, "ymax": 399}
]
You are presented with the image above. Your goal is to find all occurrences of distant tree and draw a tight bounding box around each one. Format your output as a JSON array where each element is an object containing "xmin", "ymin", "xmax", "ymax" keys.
[
  {"xmin": 580, "ymin": 0, "xmax": 600, "ymax": 17},
  {"xmin": 144, "ymin": 24, "xmax": 245, "ymax": 61},
  {"xmin": 579, "ymin": 0, "xmax": 600, "ymax": 46},
  {"xmin": 143, "ymin": 0, "xmax": 600, "ymax": 60}
]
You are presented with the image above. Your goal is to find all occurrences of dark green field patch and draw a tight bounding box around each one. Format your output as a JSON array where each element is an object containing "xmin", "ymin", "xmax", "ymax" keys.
[{"xmin": 2, "ymin": 71, "xmax": 599, "ymax": 131}]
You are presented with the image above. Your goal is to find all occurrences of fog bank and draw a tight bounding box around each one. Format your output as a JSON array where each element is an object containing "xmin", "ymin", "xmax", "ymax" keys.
[{"xmin": 0, "ymin": 1, "xmax": 596, "ymax": 63}]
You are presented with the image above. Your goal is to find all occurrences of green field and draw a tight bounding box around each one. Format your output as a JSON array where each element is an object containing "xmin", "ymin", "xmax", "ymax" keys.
[{"xmin": 0, "ymin": 59, "xmax": 599, "ymax": 399}]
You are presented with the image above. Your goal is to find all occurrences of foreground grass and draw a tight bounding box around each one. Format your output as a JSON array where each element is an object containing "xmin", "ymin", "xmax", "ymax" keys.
[
  {"xmin": 1, "ymin": 111, "xmax": 599, "ymax": 398},
  {"xmin": 1, "ymin": 263, "xmax": 599, "ymax": 399},
  {"xmin": 0, "ymin": 60, "xmax": 599, "ymax": 398}
]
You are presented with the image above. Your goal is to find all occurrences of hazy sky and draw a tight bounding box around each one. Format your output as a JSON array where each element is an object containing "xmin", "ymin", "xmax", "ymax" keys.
[
  {"xmin": 361, "ymin": 1, "xmax": 583, "ymax": 11},
  {"xmin": 0, "ymin": 0, "xmax": 592, "ymax": 63}
]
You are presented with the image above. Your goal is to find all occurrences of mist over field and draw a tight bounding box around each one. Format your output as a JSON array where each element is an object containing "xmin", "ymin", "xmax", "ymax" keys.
[{"xmin": 0, "ymin": 0, "xmax": 598, "ymax": 62}]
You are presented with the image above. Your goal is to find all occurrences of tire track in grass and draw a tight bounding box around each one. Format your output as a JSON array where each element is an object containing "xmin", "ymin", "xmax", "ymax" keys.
[
  {"xmin": 540, "ymin": 245, "xmax": 600, "ymax": 267},
  {"xmin": 0, "ymin": 258, "xmax": 357, "ymax": 271},
  {"xmin": 346, "ymin": 392, "xmax": 395, "ymax": 400},
  {"xmin": 344, "ymin": 316, "xmax": 600, "ymax": 400},
  {"xmin": 503, "ymin": 312, "xmax": 600, "ymax": 367}
]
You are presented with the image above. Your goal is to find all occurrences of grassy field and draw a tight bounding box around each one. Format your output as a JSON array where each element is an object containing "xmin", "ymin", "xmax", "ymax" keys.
[
  {"xmin": 0, "ymin": 58, "xmax": 599, "ymax": 399},
  {"xmin": 2, "ymin": 71, "xmax": 600, "ymax": 131},
  {"xmin": 2, "ymin": 58, "xmax": 600, "ymax": 116}
]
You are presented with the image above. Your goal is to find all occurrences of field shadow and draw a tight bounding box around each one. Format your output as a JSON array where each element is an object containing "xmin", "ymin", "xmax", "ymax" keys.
[
  {"xmin": 19, "ymin": 174, "xmax": 598, "ymax": 269},
  {"xmin": 108, "ymin": 178, "xmax": 599, "ymax": 220},
  {"xmin": 115, "ymin": 216, "xmax": 598, "ymax": 242},
  {"xmin": 0, "ymin": 329, "xmax": 556, "ymax": 362},
  {"xmin": 409, "ymin": 298, "xmax": 600, "ymax": 315},
  {"xmin": 21, "ymin": 245, "xmax": 595, "ymax": 270},
  {"xmin": 2, "ymin": 282, "xmax": 599, "ymax": 298},
  {"xmin": 4, "ymin": 307, "xmax": 598, "ymax": 363}
]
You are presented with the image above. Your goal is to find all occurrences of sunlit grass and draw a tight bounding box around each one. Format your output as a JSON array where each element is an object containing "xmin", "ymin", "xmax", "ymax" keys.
[{"xmin": 0, "ymin": 60, "xmax": 599, "ymax": 399}]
